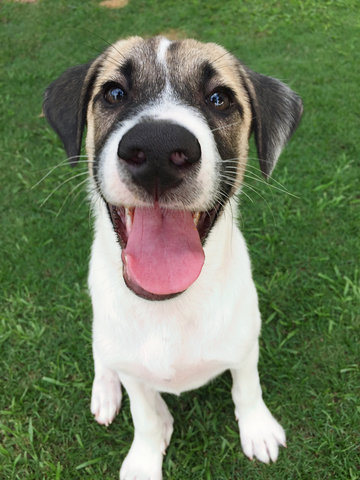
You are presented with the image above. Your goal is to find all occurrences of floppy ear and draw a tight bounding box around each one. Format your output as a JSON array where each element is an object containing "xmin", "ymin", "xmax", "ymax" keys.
[
  {"xmin": 243, "ymin": 67, "xmax": 303, "ymax": 177},
  {"xmin": 43, "ymin": 61, "xmax": 98, "ymax": 165}
]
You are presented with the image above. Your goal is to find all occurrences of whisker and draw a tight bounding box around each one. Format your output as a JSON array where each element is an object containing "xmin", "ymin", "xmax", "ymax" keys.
[
  {"xmin": 95, "ymin": 51, "xmax": 125, "ymax": 70},
  {"xmin": 218, "ymin": 172, "xmax": 272, "ymax": 207},
  {"xmin": 242, "ymin": 182, "xmax": 268, "ymax": 204},
  {"xmin": 221, "ymin": 158, "xmax": 242, "ymax": 166},
  {"xmin": 220, "ymin": 157, "xmax": 299, "ymax": 198},
  {"xmin": 237, "ymin": 187, "xmax": 254, "ymax": 204},
  {"xmin": 215, "ymin": 179, "xmax": 244, "ymax": 207},
  {"xmin": 217, "ymin": 177, "xmax": 242, "ymax": 195},
  {"xmin": 218, "ymin": 171, "xmax": 279, "ymax": 223},
  {"xmin": 218, "ymin": 172, "xmax": 241, "ymax": 185},
  {"xmin": 244, "ymin": 172, "xmax": 299, "ymax": 198},
  {"xmin": 213, "ymin": 191, "xmax": 229, "ymax": 210},
  {"xmin": 246, "ymin": 163, "xmax": 299, "ymax": 195},
  {"xmin": 81, "ymin": 29, "xmax": 126, "ymax": 63},
  {"xmin": 210, "ymin": 121, "xmax": 241, "ymax": 133},
  {"xmin": 222, "ymin": 166, "xmax": 240, "ymax": 172},
  {"xmin": 35, "ymin": 158, "xmax": 92, "ymax": 174},
  {"xmin": 40, "ymin": 171, "xmax": 89, "ymax": 207},
  {"xmin": 55, "ymin": 177, "xmax": 90, "ymax": 218},
  {"xmin": 32, "ymin": 155, "xmax": 90, "ymax": 189},
  {"xmin": 210, "ymin": 48, "xmax": 237, "ymax": 67},
  {"xmin": 221, "ymin": 168, "xmax": 298, "ymax": 198}
]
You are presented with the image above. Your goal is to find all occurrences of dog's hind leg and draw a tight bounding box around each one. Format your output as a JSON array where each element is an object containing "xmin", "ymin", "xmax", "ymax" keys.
[
  {"xmin": 231, "ymin": 342, "xmax": 286, "ymax": 464},
  {"xmin": 90, "ymin": 352, "xmax": 122, "ymax": 426},
  {"xmin": 119, "ymin": 375, "xmax": 173, "ymax": 480}
]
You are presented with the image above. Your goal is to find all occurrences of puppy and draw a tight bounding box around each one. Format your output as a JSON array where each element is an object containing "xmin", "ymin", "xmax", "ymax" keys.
[{"xmin": 43, "ymin": 36, "xmax": 302, "ymax": 479}]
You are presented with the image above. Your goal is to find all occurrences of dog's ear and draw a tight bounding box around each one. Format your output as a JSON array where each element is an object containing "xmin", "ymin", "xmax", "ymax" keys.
[
  {"xmin": 242, "ymin": 67, "xmax": 303, "ymax": 177},
  {"xmin": 43, "ymin": 61, "xmax": 98, "ymax": 165}
]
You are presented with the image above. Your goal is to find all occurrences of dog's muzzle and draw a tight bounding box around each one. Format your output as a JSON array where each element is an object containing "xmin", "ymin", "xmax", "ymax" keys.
[{"xmin": 106, "ymin": 120, "xmax": 220, "ymax": 301}]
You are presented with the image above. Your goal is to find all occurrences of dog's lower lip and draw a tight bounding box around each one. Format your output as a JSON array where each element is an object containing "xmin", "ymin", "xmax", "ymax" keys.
[
  {"xmin": 108, "ymin": 205, "xmax": 128, "ymax": 249},
  {"xmin": 122, "ymin": 267, "xmax": 183, "ymax": 301}
]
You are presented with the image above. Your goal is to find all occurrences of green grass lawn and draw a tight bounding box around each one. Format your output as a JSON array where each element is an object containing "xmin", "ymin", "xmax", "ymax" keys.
[{"xmin": 1, "ymin": 0, "xmax": 359, "ymax": 478}]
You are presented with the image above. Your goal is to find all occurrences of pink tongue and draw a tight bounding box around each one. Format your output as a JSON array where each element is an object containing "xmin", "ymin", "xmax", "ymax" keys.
[{"xmin": 123, "ymin": 206, "xmax": 205, "ymax": 295}]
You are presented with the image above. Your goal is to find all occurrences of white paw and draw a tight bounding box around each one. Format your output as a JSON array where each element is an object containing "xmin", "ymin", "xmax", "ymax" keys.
[
  {"xmin": 237, "ymin": 399, "xmax": 286, "ymax": 463},
  {"xmin": 120, "ymin": 438, "xmax": 163, "ymax": 480},
  {"xmin": 91, "ymin": 370, "xmax": 122, "ymax": 426}
]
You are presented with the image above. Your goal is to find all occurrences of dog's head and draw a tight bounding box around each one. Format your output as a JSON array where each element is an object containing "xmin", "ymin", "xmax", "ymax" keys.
[{"xmin": 43, "ymin": 36, "xmax": 302, "ymax": 300}]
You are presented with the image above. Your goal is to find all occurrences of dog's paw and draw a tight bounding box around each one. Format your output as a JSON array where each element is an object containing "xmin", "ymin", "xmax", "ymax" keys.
[
  {"xmin": 120, "ymin": 439, "xmax": 163, "ymax": 480},
  {"xmin": 237, "ymin": 399, "xmax": 286, "ymax": 463},
  {"xmin": 91, "ymin": 370, "xmax": 122, "ymax": 426}
]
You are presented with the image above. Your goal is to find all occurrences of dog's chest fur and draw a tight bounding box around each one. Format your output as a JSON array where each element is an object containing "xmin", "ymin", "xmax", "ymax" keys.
[{"xmin": 89, "ymin": 202, "xmax": 260, "ymax": 394}]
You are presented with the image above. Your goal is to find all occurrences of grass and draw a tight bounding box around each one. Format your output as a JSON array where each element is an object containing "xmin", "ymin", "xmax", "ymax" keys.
[{"xmin": 1, "ymin": 0, "xmax": 359, "ymax": 478}]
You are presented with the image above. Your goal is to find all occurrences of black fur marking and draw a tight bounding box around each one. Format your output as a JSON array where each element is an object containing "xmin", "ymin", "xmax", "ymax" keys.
[
  {"xmin": 119, "ymin": 59, "xmax": 133, "ymax": 90},
  {"xmin": 241, "ymin": 67, "xmax": 303, "ymax": 177},
  {"xmin": 43, "ymin": 61, "xmax": 100, "ymax": 165},
  {"xmin": 201, "ymin": 61, "xmax": 217, "ymax": 86}
]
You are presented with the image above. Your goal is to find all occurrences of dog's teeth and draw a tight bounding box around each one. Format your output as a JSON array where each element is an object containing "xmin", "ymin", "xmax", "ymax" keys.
[
  {"xmin": 125, "ymin": 208, "xmax": 133, "ymax": 233},
  {"xmin": 193, "ymin": 212, "xmax": 201, "ymax": 226}
]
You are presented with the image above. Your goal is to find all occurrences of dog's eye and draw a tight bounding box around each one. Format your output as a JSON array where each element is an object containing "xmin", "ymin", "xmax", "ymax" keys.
[
  {"xmin": 103, "ymin": 84, "xmax": 126, "ymax": 105},
  {"xmin": 207, "ymin": 90, "xmax": 232, "ymax": 111}
]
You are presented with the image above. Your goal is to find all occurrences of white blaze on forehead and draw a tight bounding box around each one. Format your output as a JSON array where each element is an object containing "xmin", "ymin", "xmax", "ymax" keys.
[
  {"xmin": 156, "ymin": 37, "xmax": 173, "ymax": 98},
  {"xmin": 156, "ymin": 37, "xmax": 172, "ymax": 66}
]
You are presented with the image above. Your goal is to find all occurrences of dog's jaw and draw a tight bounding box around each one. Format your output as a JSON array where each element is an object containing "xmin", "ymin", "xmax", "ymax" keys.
[{"xmin": 107, "ymin": 203, "xmax": 221, "ymax": 300}]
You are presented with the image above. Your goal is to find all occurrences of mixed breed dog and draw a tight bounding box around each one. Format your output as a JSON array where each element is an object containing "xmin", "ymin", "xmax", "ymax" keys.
[{"xmin": 43, "ymin": 36, "xmax": 302, "ymax": 479}]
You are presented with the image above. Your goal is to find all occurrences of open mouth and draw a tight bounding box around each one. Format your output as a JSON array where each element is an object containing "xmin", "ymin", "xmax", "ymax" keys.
[{"xmin": 108, "ymin": 203, "xmax": 220, "ymax": 300}]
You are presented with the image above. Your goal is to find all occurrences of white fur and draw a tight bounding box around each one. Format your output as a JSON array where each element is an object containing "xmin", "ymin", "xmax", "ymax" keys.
[
  {"xmin": 89, "ymin": 199, "xmax": 285, "ymax": 479},
  {"xmin": 89, "ymin": 44, "xmax": 286, "ymax": 478},
  {"xmin": 90, "ymin": 200, "xmax": 257, "ymax": 391},
  {"xmin": 156, "ymin": 37, "xmax": 172, "ymax": 67}
]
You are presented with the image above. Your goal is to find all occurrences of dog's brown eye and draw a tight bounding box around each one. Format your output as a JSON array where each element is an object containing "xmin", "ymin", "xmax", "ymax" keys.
[
  {"xmin": 207, "ymin": 90, "xmax": 232, "ymax": 111},
  {"xmin": 104, "ymin": 84, "xmax": 126, "ymax": 105}
]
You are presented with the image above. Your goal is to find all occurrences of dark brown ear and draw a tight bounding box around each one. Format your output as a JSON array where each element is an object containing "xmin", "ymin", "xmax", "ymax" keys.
[
  {"xmin": 43, "ymin": 61, "xmax": 98, "ymax": 165},
  {"xmin": 243, "ymin": 67, "xmax": 303, "ymax": 177}
]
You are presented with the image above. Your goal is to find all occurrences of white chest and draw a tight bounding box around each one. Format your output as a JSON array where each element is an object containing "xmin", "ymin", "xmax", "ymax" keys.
[
  {"xmin": 90, "ymin": 202, "xmax": 261, "ymax": 394},
  {"xmin": 95, "ymin": 314, "xmax": 233, "ymax": 394}
]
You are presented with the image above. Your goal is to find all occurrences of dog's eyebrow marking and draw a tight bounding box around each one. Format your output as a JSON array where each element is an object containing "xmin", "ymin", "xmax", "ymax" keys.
[
  {"xmin": 201, "ymin": 61, "xmax": 217, "ymax": 86},
  {"xmin": 119, "ymin": 59, "xmax": 133, "ymax": 89}
]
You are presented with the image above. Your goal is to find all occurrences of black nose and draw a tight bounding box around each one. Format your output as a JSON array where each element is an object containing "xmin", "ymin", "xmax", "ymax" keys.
[{"xmin": 117, "ymin": 121, "xmax": 201, "ymax": 197}]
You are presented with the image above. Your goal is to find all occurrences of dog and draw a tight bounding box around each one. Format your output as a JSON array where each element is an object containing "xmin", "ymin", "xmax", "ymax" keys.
[{"xmin": 43, "ymin": 36, "xmax": 303, "ymax": 479}]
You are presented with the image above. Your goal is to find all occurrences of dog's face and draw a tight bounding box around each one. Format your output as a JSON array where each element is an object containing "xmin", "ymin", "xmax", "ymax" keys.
[{"xmin": 44, "ymin": 36, "xmax": 302, "ymax": 300}]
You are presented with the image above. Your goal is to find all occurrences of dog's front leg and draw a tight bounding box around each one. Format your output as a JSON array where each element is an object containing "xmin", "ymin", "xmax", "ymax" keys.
[
  {"xmin": 120, "ymin": 375, "xmax": 173, "ymax": 480},
  {"xmin": 91, "ymin": 348, "xmax": 122, "ymax": 426},
  {"xmin": 231, "ymin": 342, "xmax": 286, "ymax": 463}
]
